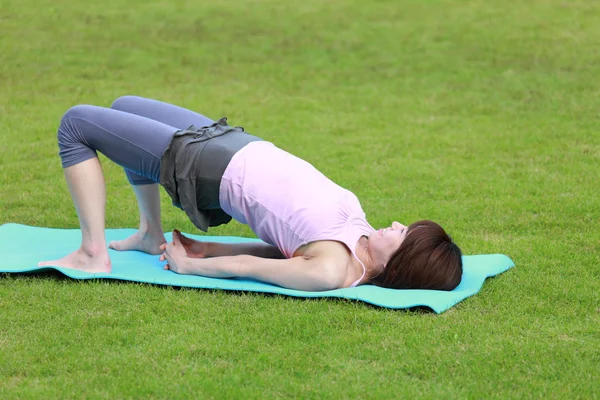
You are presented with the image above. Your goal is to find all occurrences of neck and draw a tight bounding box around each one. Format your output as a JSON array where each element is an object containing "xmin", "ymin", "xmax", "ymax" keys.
[{"xmin": 354, "ymin": 235, "xmax": 381, "ymax": 284}]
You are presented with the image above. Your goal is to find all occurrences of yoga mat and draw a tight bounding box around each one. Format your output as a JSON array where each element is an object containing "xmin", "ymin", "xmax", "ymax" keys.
[{"xmin": 0, "ymin": 224, "xmax": 514, "ymax": 313}]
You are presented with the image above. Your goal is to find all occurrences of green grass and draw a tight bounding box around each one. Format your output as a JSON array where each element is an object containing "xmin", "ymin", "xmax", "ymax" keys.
[{"xmin": 1, "ymin": 0, "xmax": 599, "ymax": 397}]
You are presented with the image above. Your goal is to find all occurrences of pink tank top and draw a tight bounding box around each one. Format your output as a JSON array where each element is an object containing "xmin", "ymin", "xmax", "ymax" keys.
[{"xmin": 219, "ymin": 141, "xmax": 375, "ymax": 287}]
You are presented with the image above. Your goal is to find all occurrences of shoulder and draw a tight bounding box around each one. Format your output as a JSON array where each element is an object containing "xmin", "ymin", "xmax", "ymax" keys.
[{"xmin": 297, "ymin": 241, "xmax": 353, "ymax": 287}]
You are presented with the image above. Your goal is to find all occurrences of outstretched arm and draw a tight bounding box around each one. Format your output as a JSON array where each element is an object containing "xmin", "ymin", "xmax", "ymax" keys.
[
  {"xmin": 206, "ymin": 242, "xmax": 285, "ymax": 259},
  {"xmin": 177, "ymin": 230, "xmax": 284, "ymax": 259},
  {"xmin": 161, "ymin": 231, "xmax": 344, "ymax": 291}
]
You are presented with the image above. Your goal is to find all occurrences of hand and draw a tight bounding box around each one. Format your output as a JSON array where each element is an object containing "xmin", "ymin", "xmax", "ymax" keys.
[
  {"xmin": 160, "ymin": 230, "xmax": 189, "ymax": 274},
  {"xmin": 175, "ymin": 229, "xmax": 206, "ymax": 258}
]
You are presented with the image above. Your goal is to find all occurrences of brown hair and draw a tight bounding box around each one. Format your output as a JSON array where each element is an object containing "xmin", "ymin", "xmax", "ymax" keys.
[{"xmin": 373, "ymin": 220, "xmax": 462, "ymax": 291}]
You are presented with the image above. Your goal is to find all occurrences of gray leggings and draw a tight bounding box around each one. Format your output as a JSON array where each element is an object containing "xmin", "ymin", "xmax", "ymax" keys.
[{"xmin": 57, "ymin": 96, "xmax": 215, "ymax": 184}]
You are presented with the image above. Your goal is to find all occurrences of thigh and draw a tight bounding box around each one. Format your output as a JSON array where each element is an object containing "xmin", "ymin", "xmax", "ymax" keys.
[
  {"xmin": 60, "ymin": 105, "xmax": 177, "ymax": 181},
  {"xmin": 111, "ymin": 96, "xmax": 215, "ymax": 130}
]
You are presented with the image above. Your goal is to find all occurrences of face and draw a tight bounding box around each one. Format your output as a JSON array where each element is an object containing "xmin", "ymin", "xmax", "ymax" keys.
[{"xmin": 368, "ymin": 221, "xmax": 409, "ymax": 266}]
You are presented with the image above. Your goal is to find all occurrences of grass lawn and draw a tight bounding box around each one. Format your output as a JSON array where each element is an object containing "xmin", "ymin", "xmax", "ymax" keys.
[{"xmin": 1, "ymin": 0, "xmax": 599, "ymax": 398}]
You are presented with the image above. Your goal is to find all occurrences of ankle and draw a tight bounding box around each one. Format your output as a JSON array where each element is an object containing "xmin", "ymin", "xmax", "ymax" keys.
[
  {"xmin": 139, "ymin": 222, "xmax": 164, "ymax": 236},
  {"xmin": 80, "ymin": 243, "xmax": 108, "ymax": 258}
]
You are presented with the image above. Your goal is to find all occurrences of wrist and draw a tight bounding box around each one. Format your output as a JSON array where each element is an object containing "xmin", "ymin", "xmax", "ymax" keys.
[{"xmin": 181, "ymin": 257, "xmax": 194, "ymax": 275}]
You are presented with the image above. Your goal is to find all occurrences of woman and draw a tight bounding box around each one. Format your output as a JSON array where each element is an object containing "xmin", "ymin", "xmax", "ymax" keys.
[{"xmin": 39, "ymin": 96, "xmax": 462, "ymax": 291}]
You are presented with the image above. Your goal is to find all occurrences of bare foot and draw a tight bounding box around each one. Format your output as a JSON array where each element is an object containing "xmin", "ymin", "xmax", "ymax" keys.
[
  {"xmin": 39, "ymin": 247, "xmax": 111, "ymax": 273},
  {"xmin": 109, "ymin": 230, "xmax": 166, "ymax": 255}
]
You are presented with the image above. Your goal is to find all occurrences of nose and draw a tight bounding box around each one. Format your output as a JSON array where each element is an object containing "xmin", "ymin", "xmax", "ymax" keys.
[{"xmin": 392, "ymin": 221, "xmax": 407, "ymax": 230}]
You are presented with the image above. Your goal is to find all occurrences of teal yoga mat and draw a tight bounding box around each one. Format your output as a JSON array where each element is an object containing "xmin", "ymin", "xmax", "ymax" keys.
[{"xmin": 0, "ymin": 224, "xmax": 514, "ymax": 313}]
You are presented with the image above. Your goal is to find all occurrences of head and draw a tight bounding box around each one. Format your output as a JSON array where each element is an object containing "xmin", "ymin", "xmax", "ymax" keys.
[{"xmin": 369, "ymin": 220, "xmax": 462, "ymax": 291}]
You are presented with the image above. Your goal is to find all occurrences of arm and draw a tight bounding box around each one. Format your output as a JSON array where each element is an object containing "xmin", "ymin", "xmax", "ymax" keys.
[
  {"xmin": 204, "ymin": 242, "xmax": 285, "ymax": 259},
  {"xmin": 161, "ymin": 232, "xmax": 344, "ymax": 291},
  {"xmin": 186, "ymin": 255, "xmax": 343, "ymax": 291},
  {"xmin": 177, "ymin": 230, "xmax": 284, "ymax": 259}
]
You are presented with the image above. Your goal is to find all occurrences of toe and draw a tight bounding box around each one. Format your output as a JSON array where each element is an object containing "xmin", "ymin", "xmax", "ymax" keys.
[
  {"xmin": 38, "ymin": 260, "xmax": 53, "ymax": 267},
  {"xmin": 109, "ymin": 240, "xmax": 125, "ymax": 251}
]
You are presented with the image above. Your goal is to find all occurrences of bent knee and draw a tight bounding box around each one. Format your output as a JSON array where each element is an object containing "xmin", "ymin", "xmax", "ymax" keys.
[
  {"xmin": 57, "ymin": 105, "xmax": 98, "ymax": 167},
  {"xmin": 110, "ymin": 95, "xmax": 141, "ymax": 111},
  {"xmin": 59, "ymin": 104, "xmax": 96, "ymax": 126},
  {"xmin": 57, "ymin": 105, "xmax": 97, "ymax": 143}
]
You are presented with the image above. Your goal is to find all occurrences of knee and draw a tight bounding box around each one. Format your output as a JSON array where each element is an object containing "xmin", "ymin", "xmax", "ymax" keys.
[
  {"xmin": 60, "ymin": 104, "xmax": 98, "ymax": 122},
  {"xmin": 57, "ymin": 105, "xmax": 94, "ymax": 140},
  {"xmin": 110, "ymin": 95, "xmax": 140, "ymax": 111},
  {"xmin": 57, "ymin": 105, "xmax": 98, "ymax": 168}
]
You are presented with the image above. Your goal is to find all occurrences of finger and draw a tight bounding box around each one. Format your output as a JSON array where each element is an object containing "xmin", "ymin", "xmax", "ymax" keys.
[
  {"xmin": 159, "ymin": 243, "xmax": 167, "ymax": 251},
  {"xmin": 176, "ymin": 229, "xmax": 190, "ymax": 243},
  {"xmin": 163, "ymin": 245, "xmax": 172, "ymax": 261},
  {"xmin": 163, "ymin": 243, "xmax": 182, "ymax": 273},
  {"xmin": 161, "ymin": 243, "xmax": 174, "ymax": 261},
  {"xmin": 172, "ymin": 230, "xmax": 182, "ymax": 246},
  {"xmin": 173, "ymin": 230, "xmax": 183, "ymax": 244}
]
